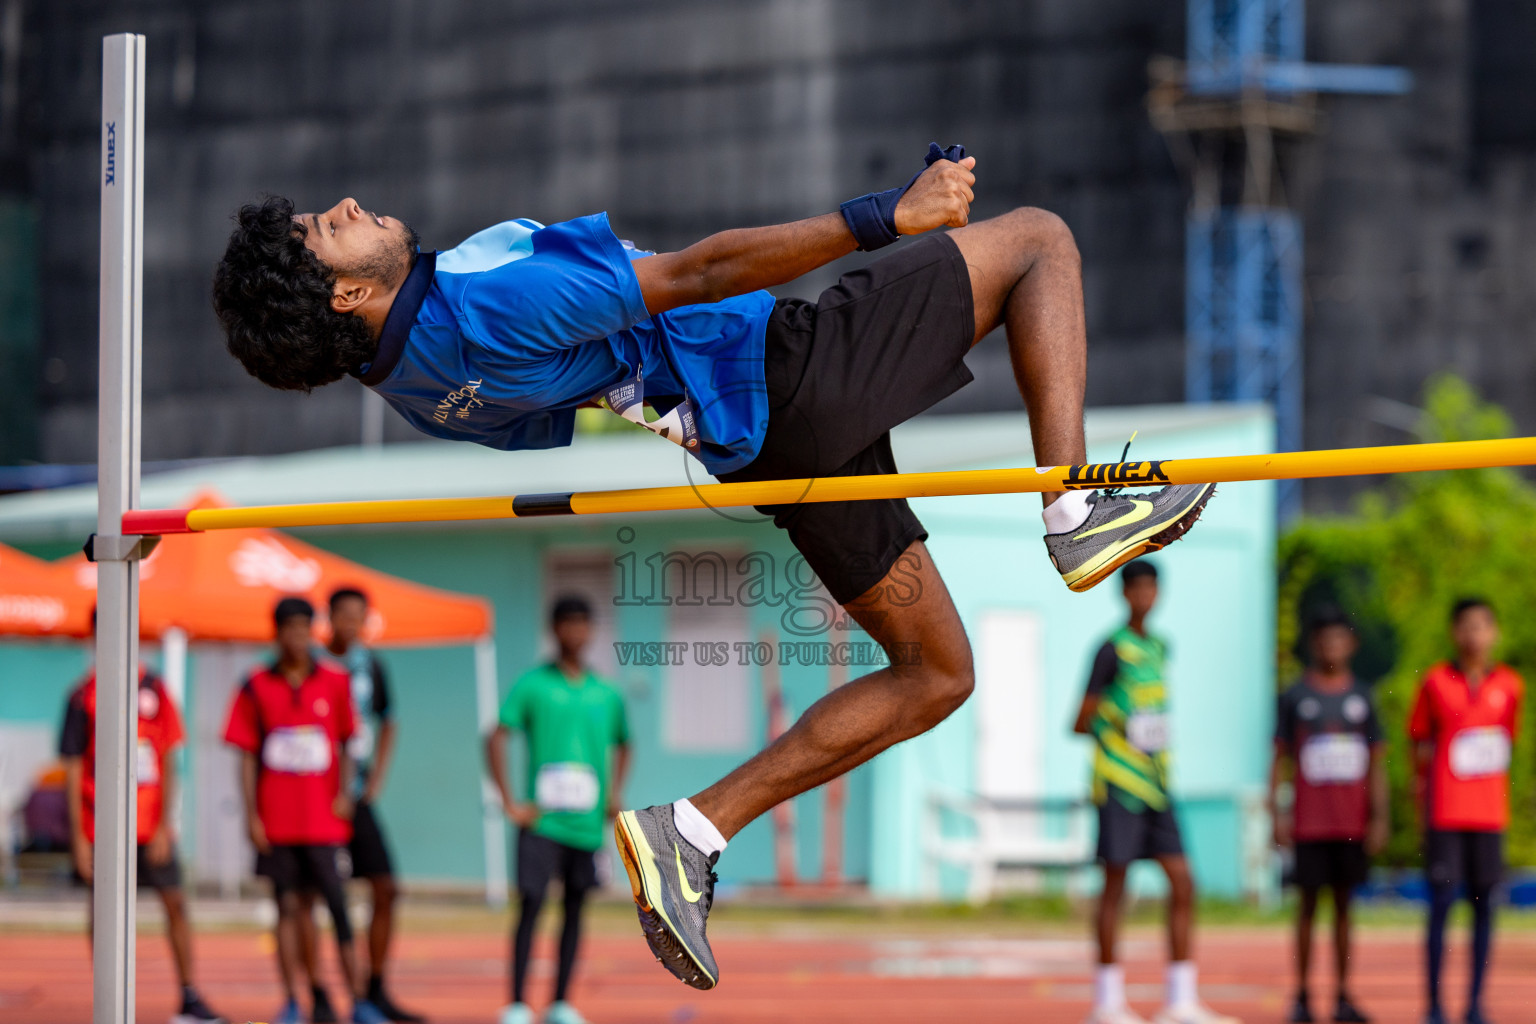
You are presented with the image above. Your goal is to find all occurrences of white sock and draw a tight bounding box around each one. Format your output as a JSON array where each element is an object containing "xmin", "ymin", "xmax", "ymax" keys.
[
  {"xmin": 1166, "ymin": 960, "xmax": 1198, "ymax": 1009},
  {"xmin": 1094, "ymin": 964, "xmax": 1126, "ymax": 1011},
  {"xmin": 1042, "ymin": 489, "xmax": 1092, "ymax": 534},
  {"xmin": 671, "ymin": 798, "xmax": 727, "ymax": 857}
]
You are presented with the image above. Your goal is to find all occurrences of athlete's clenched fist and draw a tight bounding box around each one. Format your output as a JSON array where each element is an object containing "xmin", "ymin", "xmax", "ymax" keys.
[{"xmin": 894, "ymin": 155, "xmax": 977, "ymax": 234}]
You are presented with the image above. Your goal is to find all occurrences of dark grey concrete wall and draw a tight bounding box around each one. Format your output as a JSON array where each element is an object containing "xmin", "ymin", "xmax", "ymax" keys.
[
  {"xmin": 17, "ymin": 0, "xmax": 1185, "ymax": 462},
  {"xmin": 1295, "ymin": 0, "xmax": 1536, "ymax": 505},
  {"xmin": 17, "ymin": 0, "xmax": 1536, "ymax": 512}
]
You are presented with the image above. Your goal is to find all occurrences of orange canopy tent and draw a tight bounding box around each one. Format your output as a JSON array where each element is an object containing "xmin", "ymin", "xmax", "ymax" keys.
[
  {"xmin": 0, "ymin": 542, "xmax": 94, "ymax": 638},
  {"xmin": 61, "ymin": 490, "xmax": 491, "ymax": 645}
]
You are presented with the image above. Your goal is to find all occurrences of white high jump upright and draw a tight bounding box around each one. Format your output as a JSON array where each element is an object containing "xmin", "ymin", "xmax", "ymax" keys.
[{"xmin": 95, "ymin": 32, "xmax": 147, "ymax": 1024}]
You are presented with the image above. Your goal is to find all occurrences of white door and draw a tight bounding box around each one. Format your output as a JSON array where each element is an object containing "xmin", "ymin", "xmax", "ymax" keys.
[
  {"xmin": 661, "ymin": 550, "xmax": 750, "ymax": 753},
  {"xmin": 970, "ymin": 609, "xmax": 1058, "ymax": 892},
  {"xmin": 975, "ymin": 609, "xmax": 1044, "ymax": 800}
]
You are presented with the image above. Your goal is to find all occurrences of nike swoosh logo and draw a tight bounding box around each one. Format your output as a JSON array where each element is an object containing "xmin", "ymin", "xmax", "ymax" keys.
[
  {"xmin": 675, "ymin": 844, "xmax": 704, "ymax": 903},
  {"xmin": 1075, "ymin": 499, "xmax": 1155, "ymax": 540}
]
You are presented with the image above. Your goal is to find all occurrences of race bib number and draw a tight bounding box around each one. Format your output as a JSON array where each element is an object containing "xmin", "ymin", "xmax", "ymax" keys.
[
  {"xmin": 1449, "ymin": 726, "xmax": 1511, "ymax": 779},
  {"xmin": 262, "ymin": 726, "xmax": 332, "ymax": 775},
  {"xmin": 135, "ymin": 739, "xmax": 160, "ymax": 785},
  {"xmin": 1126, "ymin": 712, "xmax": 1169, "ymax": 753},
  {"xmin": 534, "ymin": 762, "xmax": 599, "ymax": 814},
  {"xmin": 1299, "ymin": 733, "xmax": 1369, "ymax": 784},
  {"xmin": 347, "ymin": 718, "xmax": 375, "ymax": 764}
]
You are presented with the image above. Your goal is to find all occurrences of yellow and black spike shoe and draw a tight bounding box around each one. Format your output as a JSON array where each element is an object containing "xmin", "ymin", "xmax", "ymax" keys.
[
  {"xmin": 1044, "ymin": 483, "xmax": 1216, "ymax": 592},
  {"xmin": 615, "ymin": 806, "xmax": 721, "ymax": 990}
]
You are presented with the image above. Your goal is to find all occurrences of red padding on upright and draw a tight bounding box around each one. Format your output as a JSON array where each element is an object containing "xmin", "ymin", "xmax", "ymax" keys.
[{"xmin": 122, "ymin": 509, "xmax": 194, "ymax": 535}]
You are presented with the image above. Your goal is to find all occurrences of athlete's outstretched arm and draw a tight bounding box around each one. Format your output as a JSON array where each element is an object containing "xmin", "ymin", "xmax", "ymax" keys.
[{"xmin": 632, "ymin": 156, "xmax": 976, "ymax": 314}]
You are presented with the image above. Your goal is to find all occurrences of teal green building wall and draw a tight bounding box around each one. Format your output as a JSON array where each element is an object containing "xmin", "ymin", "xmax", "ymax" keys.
[
  {"xmin": 0, "ymin": 521, "xmax": 875, "ymax": 889},
  {"xmin": 0, "ymin": 642, "xmax": 90, "ymax": 727},
  {"xmin": 0, "ymin": 407, "xmax": 1272, "ymax": 897},
  {"xmin": 870, "ymin": 412, "xmax": 1276, "ymax": 898},
  {"xmin": 275, "ymin": 518, "xmax": 876, "ymax": 888}
]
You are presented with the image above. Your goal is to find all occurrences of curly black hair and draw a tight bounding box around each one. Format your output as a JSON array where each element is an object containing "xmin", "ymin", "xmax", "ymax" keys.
[{"xmin": 211, "ymin": 195, "xmax": 378, "ymax": 391}]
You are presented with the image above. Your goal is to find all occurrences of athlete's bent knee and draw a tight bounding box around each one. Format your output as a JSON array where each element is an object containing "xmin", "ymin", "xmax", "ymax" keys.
[
  {"xmin": 907, "ymin": 649, "xmax": 975, "ymax": 729},
  {"xmin": 1007, "ymin": 206, "xmax": 1079, "ymax": 263}
]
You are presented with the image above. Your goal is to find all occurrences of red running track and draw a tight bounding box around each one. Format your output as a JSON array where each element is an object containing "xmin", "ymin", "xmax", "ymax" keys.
[{"xmin": 1, "ymin": 923, "xmax": 1532, "ymax": 1024}]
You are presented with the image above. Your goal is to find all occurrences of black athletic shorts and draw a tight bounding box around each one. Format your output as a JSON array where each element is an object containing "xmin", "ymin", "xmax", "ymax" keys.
[
  {"xmin": 136, "ymin": 843, "xmax": 183, "ymax": 891},
  {"xmin": 257, "ymin": 843, "xmax": 350, "ymax": 893},
  {"xmin": 80, "ymin": 844, "xmax": 183, "ymax": 890},
  {"xmin": 258, "ymin": 843, "xmax": 354, "ymax": 941},
  {"xmin": 1293, "ymin": 839, "xmax": 1370, "ymax": 891},
  {"xmin": 348, "ymin": 801, "xmax": 396, "ymax": 879},
  {"xmin": 1425, "ymin": 829, "xmax": 1504, "ymax": 890},
  {"xmin": 1096, "ymin": 795, "xmax": 1185, "ymax": 867},
  {"xmin": 516, "ymin": 830, "xmax": 599, "ymax": 898},
  {"xmin": 77, "ymin": 847, "xmax": 180, "ymax": 890},
  {"xmin": 719, "ymin": 233, "xmax": 975, "ymax": 604}
]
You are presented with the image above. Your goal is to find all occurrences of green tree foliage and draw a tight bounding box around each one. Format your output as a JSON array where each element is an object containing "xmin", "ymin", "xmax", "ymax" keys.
[{"xmin": 1278, "ymin": 375, "xmax": 1536, "ymax": 866}]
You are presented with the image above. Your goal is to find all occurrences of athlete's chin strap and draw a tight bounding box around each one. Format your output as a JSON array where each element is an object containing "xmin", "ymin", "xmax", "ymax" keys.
[{"xmin": 594, "ymin": 368, "xmax": 701, "ymax": 452}]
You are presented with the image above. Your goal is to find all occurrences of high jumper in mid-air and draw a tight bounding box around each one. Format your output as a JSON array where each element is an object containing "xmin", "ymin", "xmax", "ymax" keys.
[{"xmin": 211, "ymin": 142, "xmax": 1214, "ymax": 990}]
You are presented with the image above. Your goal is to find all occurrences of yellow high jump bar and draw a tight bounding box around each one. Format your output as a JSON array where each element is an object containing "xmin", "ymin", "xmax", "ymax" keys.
[{"xmin": 122, "ymin": 436, "xmax": 1536, "ymax": 535}]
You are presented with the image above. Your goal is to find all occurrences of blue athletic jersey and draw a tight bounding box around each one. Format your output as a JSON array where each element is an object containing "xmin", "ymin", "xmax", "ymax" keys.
[{"xmin": 355, "ymin": 213, "xmax": 775, "ymax": 475}]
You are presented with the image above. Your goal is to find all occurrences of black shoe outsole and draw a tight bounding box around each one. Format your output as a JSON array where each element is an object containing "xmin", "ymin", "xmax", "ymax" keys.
[
  {"xmin": 615, "ymin": 813, "xmax": 718, "ymax": 991},
  {"xmin": 633, "ymin": 903, "xmax": 716, "ymax": 990},
  {"xmin": 1145, "ymin": 485, "xmax": 1215, "ymax": 549}
]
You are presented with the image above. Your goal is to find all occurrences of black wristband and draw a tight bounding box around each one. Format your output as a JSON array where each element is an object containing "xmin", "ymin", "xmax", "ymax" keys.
[{"xmin": 839, "ymin": 189, "xmax": 904, "ymax": 252}]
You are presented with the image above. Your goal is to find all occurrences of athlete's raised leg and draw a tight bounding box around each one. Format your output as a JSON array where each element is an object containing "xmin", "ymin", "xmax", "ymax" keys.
[
  {"xmin": 947, "ymin": 208, "xmax": 1216, "ymax": 592},
  {"xmin": 948, "ymin": 207, "xmax": 1088, "ymax": 498}
]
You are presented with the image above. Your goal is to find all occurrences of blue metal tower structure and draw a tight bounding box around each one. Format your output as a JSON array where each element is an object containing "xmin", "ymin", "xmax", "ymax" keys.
[{"xmin": 1156, "ymin": 0, "xmax": 1410, "ymax": 516}]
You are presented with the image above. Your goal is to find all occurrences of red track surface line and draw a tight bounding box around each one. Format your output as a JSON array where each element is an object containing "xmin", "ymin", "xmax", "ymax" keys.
[{"xmin": 2, "ymin": 927, "xmax": 1533, "ymax": 1024}]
